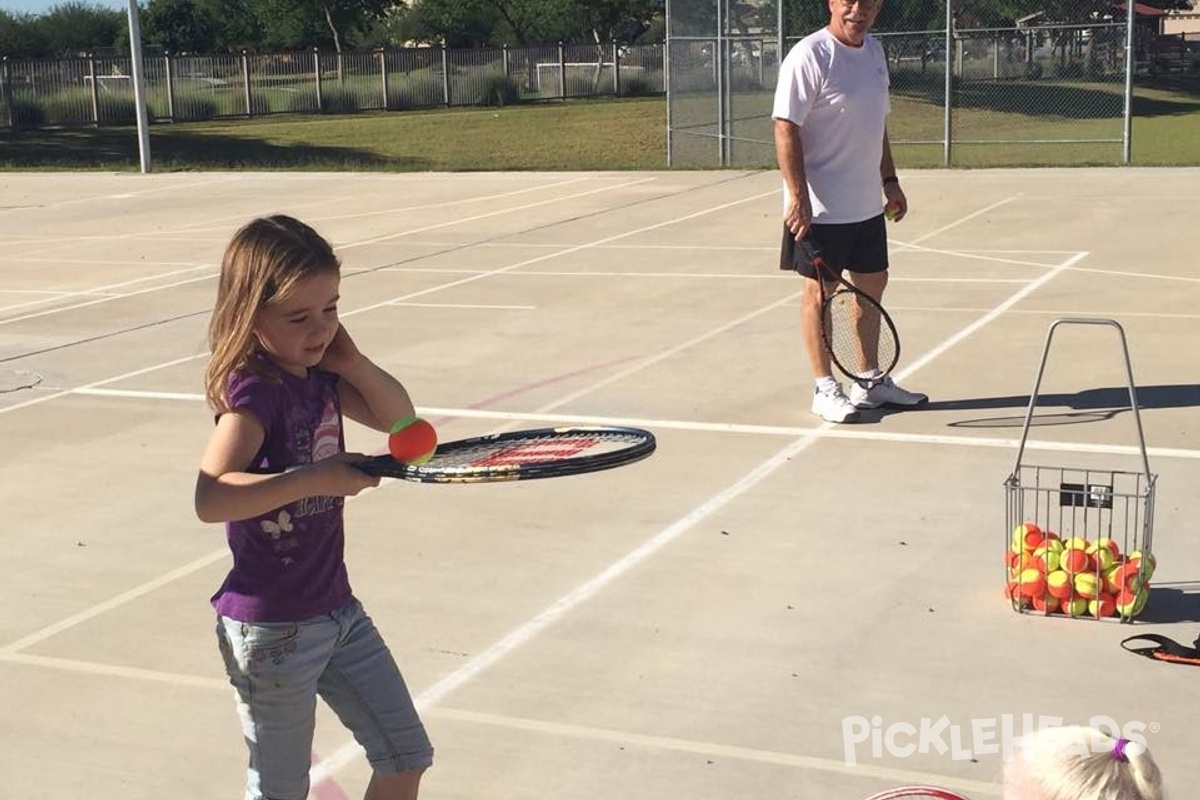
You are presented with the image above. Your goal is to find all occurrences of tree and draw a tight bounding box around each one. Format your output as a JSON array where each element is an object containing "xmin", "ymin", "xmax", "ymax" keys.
[
  {"xmin": 29, "ymin": 1, "xmax": 124, "ymax": 56},
  {"xmin": 0, "ymin": 11, "xmax": 48, "ymax": 58},
  {"xmin": 251, "ymin": 0, "xmax": 394, "ymax": 52},
  {"xmin": 398, "ymin": 0, "xmax": 502, "ymax": 47}
]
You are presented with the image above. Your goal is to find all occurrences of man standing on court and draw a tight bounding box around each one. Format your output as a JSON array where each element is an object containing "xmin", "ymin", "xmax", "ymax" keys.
[{"xmin": 773, "ymin": 0, "xmax": 928, "ymax": 423}]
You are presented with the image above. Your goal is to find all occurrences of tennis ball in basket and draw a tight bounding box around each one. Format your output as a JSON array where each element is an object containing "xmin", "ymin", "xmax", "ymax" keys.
[
  {"xmin": 1033, "ymin": 593, "xmax": 1060, "ymax": 614},
  {"xmin": 1060, "ymin": 548, "xmax": 1092, "ymax": 575},
  {"xmin": 1073, "ymin": 572, "xmax": 1100, "ymax": 600},
  {"xmin": 1115, "ymin": 585, "xmax": 1150, "ymax": 618},
  {"xmin": 1128, "ymin": 550, "xmax": 1157, "ymax": 580},
  {"xmin": 1032, "ymin": 544, "xmax": 1061, "ymax": 573},
  {"xmin": 1114, "ymin": 560, "xmax": 1146, "ymax": 589},
  {"xmin": 1045, "ymin": 569, "xmax": 1073, "ymax": 600},
  {"xmin": 1011, "ymin": 523, "xmax": 1044, "ymax": 553},
  {"xmin": 388, "ymin": 416, "xmax": 438, "ymax": 465},
  {"xmin": 1062, "ymin": 535, "xmax": 1090, "ymax": 552},
  {"xmin": 1085, "ymin": 541, "xmax": 1117, "ymax": 571},
  {"xmin": 1061, "ymin": 596, "xmax": 1089, "ymax": 617},
  {"xmin": 1015, "ymin": 567, "xmax": 1046, "ymax": 599},
  {"xmin": 1088, "ymin": 592, "xmax": 1117, "ymax": 618}
]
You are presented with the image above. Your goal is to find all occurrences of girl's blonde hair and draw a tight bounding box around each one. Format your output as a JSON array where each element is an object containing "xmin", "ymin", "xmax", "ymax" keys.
[
  {"xmin": 1004, "ymin": 724, "xmax": 1163, "ymax": 800},
  {"xmin": 204, "ymin": 215, "xmax": 340, "ymax": 412}
]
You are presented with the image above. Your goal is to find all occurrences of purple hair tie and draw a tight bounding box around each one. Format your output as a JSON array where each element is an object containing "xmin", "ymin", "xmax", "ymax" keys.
[{"xmin": 1112, "ymin": 738, "xmax": 1130, "ymax": 762}]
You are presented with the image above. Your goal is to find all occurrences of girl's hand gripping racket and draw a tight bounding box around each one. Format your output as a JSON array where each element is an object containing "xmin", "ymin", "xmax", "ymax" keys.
[
  {"xmin": 796, "ymin": 238, "xmax": 901, "ymax": 388},
  {"xmin": 356, "ymin": 425, "xmax": 656, "ymax": 484}
]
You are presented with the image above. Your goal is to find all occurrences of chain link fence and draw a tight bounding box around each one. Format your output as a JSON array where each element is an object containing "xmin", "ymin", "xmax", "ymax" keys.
[
  {"xmin": 666, "ymin": 0, "xmax": 1199, "ymax": 168},
  {"xmin": 0, "ymin": 43, "xmax": 665, "ymax": 130}
]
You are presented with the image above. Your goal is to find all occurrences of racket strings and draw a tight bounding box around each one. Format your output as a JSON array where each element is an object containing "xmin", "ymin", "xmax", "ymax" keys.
[
  {"xmin": 823, "ymin": 288, "xmax": 898, "ymax": 379},
  {"xmin": 429, "ymin": 431, "xmax": 648, "ymax": 469}
]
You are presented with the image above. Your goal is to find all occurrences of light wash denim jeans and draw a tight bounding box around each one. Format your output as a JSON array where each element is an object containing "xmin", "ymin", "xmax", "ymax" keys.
[{"xmin": 217, "ymin": 600, "xmax": 433, "ymax": 800}]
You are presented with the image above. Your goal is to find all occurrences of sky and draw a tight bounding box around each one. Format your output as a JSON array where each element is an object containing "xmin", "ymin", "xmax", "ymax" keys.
[{"xmin": 0, "ymin": 0, "xmax": 127, "ymax": 15}]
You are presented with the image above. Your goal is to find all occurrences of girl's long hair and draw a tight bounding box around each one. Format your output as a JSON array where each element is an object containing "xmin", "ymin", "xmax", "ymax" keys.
[{"xmin": 204, "ymin": 215, "xmax": 340, "ymax": 412}]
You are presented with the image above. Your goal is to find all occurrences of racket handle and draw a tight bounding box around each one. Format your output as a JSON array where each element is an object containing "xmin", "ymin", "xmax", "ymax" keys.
[{"xmin": 797, "ymin": 237, "xmax": 829, "ymax": 274}]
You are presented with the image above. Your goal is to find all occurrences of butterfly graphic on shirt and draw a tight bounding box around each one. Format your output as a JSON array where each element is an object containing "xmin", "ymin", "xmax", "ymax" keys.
[
  {"xmin": 260, "ymin": 510, "xmax": 301, "ymax": 565},
  {"xmin": 261, "ymin": 510, "xmax": 293, "ymax": 539}
]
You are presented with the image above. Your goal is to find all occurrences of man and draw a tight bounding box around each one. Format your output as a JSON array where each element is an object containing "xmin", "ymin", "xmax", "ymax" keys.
[{"xmin": 773, "ymin": 0, "xmax": 927, "ymax": 423}]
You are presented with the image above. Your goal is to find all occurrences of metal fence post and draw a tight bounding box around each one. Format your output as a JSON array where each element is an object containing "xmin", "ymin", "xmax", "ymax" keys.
[
  {"xmin": 1, "ymin": 58, "xmax": 13, "ymax": 130},
  {"xmin": 943, "ymin": 2, "xmax": 953, "ymax": 168},
  {"xmin": 314, "ymin": 48, "xmax": 323, "ymax": 112},
  {"xmin": 1122, "ymin": 0, "xmax": 1136, "ymax": 164},
  {"xmin": 558, "ymin": 41, "xmax": 566, "ymax": 98},
  {"xmin": 502, "ymin": 44, "xmax": 510, "ymax": 79},
  {"xmin": 164, "ymin": 53, "xmax": 175, "ymax": 121},
  {"xmin": 87, "ymin": 54, "xmax": 101, "ymax": 126},
  {"xmin": 441, "ymin": 46, "xmax": 450, "ymax": 105},
  {"xmin": 379, "ymin": 48, "xmax": 388, "ymax": 109},
  {"xmin": 613, "ymin": 42, "xmax": 620, "ymax": 95},
  {"xmin": 241, "ymin": 50, "xmax": 251, "ymax": 116}
]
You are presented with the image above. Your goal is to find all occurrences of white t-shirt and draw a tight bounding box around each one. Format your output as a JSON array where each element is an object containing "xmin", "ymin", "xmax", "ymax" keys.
[{"xmin": 772, "ymin": 28, "xmax": 890, "ymax": 224}]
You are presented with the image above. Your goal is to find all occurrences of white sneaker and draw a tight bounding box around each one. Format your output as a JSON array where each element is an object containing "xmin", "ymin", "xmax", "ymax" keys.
[
  {"xmin": 850, "ymin": 375, "xmax": 929, "ymax": 409},
  {"xmin": 812, "ymin": 383, "xmax": 861, "ymax": 423}
]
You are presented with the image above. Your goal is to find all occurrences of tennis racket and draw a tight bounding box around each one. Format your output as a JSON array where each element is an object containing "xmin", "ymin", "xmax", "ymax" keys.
[
  {"xmin": 353, "ymin": 425, "xmax": 656, "ymax": 484},
  {"xmin": 862, "ymin": 787, "xmax": 973, "ymax": 800},
  {"xmin": 796, "ymin": 238, "xmax": 901, "ymax": 388}
]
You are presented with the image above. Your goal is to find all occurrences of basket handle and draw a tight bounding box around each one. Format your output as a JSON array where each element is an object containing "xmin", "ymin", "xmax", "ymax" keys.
[{"xmin": 1010, "ymin": 317, "xmax": 1152, "ymax": 480}]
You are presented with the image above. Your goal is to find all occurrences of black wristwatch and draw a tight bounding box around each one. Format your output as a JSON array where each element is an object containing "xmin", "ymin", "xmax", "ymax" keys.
[{"xmin": 882, "ymin": 176, "xmax": 900, "ymax": 187}]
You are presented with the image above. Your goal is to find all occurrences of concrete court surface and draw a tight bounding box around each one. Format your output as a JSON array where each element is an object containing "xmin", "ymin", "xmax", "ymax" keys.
[{"xmin": 0, "ymin": 167, "xmax": 1197, "ymax": 800}]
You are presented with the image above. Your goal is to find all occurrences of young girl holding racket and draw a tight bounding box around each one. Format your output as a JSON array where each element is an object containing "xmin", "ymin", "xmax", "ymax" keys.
[{"xmin": 195, "ymin": 215, "xmax": 433, "ymax": 800}]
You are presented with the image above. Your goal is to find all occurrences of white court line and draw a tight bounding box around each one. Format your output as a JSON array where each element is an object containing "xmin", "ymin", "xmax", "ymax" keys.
[
  {"xmin": 64, "ymin": 389, "xmax": 1200, "ymax": 461},
  {"xmin": 387, "ymin": 302, "xmax": 535, "ymax": 310},
  {"xmin": 0, "ymin": 175, "xmax": 244, "ymax": 214},
  {"xmin": 0, "ymin": 548, "xmax": 231, "ymax": 655},
  {"xmin": 0, "ymin": 264, "xmax": 215, "ymax": 318},
  {"xmin": 131, "ymin": 176, "xmax": 596, "ymax": 237},
  {"xmin": 0, "ymin": 651, "xmax": 229, "ymax": 691},
  {"xmin": 0, "ymin": 177, "xmax": 659, "ymax": 326},
  {"xmin": 426, "ymin": 708, "xmax": 1002, "ymax": 798},
  {"xmin": 336, "ymin": 177, "xmax": 659, "ymax": 249},
  {"xmin": 0, "ymin": 651, "xmax": 999, "ymax": 796},
  {"xmin": 890, "ymin": 305, "xmax": 1200, "ymax": 320}
]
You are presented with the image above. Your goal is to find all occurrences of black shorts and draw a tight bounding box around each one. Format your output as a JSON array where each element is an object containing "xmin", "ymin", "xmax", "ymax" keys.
[{"xmin": 779, "ymin": 214, "xmax": 889, "ymax": 279}]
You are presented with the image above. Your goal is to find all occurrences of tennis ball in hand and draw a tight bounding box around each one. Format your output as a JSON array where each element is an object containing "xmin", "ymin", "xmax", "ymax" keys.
[
  {"xmin": 388, "ymin": 416, "xmax": 438, "ymax": 465},
  {"xmin": 884, "ymin": 201, "xmax": 902, "ymax": 221}
]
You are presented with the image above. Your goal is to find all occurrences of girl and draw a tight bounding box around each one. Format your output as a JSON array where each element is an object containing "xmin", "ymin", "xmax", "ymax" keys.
[
  {"xmin": 1004, "ymin": 724, "xmax": 1163, "ymax": 800},
  {"xmin": 195, "ymin": 215, "xmax": 433, "ymax": 800}
]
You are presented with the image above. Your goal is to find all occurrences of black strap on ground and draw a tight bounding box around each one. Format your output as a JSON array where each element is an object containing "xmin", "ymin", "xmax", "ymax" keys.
[{"xmin": 1121, "ymin": 634, "xmax": 1200, "ymax": 667}]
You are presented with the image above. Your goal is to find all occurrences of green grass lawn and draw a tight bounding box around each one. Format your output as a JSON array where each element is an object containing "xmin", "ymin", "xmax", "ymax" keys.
[
  {"xmin": 1, "ymin": 81, "xmax": 1197, "ymax": 172},
  {"xmin": 0, "ymin": 97, "xmax": 669, "ymax": 172}
]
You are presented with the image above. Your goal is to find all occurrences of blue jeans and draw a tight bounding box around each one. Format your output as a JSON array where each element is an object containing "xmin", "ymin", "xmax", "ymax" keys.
[{"xmin": 216, "ymin": 600, "xmax": 433, "ymax": 800}]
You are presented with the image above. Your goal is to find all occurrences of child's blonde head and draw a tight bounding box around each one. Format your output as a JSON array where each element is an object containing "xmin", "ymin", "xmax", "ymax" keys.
[
  {"xmin": 1004, "ymin": 724, "xmax": 1162, "ymax": 800},
  {"xmin": 204, "ymin": 215, "xmax": 340, "ymax": 412}
]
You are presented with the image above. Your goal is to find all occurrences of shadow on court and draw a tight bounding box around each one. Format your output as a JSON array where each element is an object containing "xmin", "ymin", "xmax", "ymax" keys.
[
  {"xmin": 0, "ymin": 127, "xmax": 423, "ymax": 171},
  {"xmin": 930, "ymin": 384, "xmax": 1200, "ymax": 430},
  {"xmin": 847, "ymin": 384, "xmax": 1200, "ymax": 428},
  {"xmin": 1136, "ymin": 584, "xmax": 1200, "ymax": 625}
]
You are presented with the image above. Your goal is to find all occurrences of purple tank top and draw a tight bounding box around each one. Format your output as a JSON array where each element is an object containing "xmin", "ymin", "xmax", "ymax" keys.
[{"xmin": 210, "ymin": 366, "xmax": 354, "ymax": 622}]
